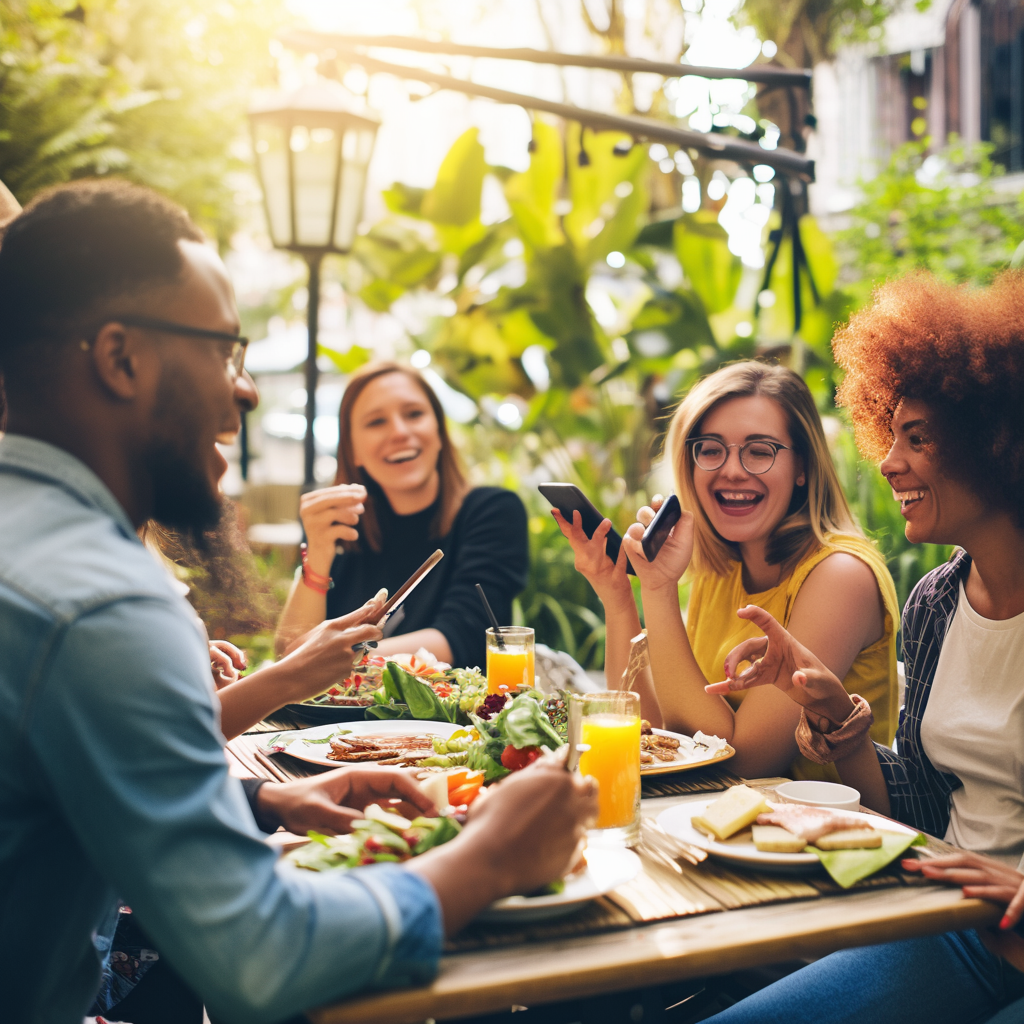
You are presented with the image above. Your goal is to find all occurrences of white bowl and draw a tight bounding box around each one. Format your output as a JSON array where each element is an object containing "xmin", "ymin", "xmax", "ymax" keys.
[{"xmin": 775, "ymin": 780, "xmax": 861, "ymax": 812}]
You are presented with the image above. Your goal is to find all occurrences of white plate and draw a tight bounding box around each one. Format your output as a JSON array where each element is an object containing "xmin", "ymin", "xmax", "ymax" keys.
[
  {"xmin": 476, "ymin": 847, "xmax": 642, "ymax": 923},
  {"xmin": 656, "ymin": 800, "xmax": 918, "ymax": 871},
  {"xmin": 261, "ymin": 720, "xmax": 463, "ymax": 767},
  {"xmin": 640, "ymin": 729, "xmax": 736, "ymax": 776}
]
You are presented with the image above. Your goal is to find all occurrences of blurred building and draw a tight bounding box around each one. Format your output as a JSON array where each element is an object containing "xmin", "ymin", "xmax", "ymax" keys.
[{"xmin": 812, "ymin": 0, "xmax": 1024, "ymax": 215}]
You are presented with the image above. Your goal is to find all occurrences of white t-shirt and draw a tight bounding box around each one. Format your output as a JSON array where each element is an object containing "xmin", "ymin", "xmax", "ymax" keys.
[{"xmin": 920, "ymin": 582, "xmax": 1024, "ymax": 867}]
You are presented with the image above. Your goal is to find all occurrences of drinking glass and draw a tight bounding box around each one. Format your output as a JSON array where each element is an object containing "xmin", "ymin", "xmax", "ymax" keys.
[
  {"xmin": 485, "ymin": 627, "xmax": 535, "ymax": 695},
  {"xmin": 571, "ymin": 690, "xmax": 641, "ymax": 846}
]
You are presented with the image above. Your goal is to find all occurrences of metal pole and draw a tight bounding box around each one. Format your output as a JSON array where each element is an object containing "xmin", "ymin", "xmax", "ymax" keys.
[
  {"xmin": 283, "ymin": 31, "xmax": 813, "ymax": 88},
  {"xmin": 304, "ymin": 252, "xmax": 323, "ymax": 488},
  {"xmin": 308, "ymin": 50, "xmax": 814, "ymax": 181}
]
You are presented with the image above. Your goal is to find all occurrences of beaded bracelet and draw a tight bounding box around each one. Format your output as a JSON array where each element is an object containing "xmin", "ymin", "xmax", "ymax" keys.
[
  {"xmin": 795, "ymin": 693, "xmax": 873, "ymax": 765},
  {"xmin": 300, "ymin": 543, "xmax": 334, "ymax": 595}
]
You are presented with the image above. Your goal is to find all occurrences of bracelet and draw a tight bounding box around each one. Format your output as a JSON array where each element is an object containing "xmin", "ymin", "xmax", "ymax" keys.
[
  {"xmin": 795, "ymin": 694, "xmax": 873, "ymax": 765},
  {"xmin": 300, "ymin": 543, "xmax": 334, "ymax": 595}
]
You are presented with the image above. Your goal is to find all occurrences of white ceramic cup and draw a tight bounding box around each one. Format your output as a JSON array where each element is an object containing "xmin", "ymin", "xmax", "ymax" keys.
[{"xmin": 775, "ymin": 780, "xmax": 861, "ymax": 812}]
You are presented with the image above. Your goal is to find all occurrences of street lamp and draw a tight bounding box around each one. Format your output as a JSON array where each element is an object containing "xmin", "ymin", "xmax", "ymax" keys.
[{"xmin": 249, "ymin": 81, "xmax": 379, "ymax": 486}]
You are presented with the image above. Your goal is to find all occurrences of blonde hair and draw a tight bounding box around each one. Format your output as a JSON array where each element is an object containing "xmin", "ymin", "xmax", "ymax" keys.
[
  {"xmin": 335, "ymin": 361, "xmax": 469, "ymax": 553},
  {"xmin": 665, "ymin": 361, "xmax": 859, "ymax": 576}
]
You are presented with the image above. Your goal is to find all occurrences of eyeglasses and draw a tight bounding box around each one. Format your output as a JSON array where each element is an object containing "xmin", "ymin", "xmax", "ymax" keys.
[
  {"xmin": 109, "ymin": 315, "xmax": 248, "ymax": 378},
  {"xmin": 687, "ymin": 436, "xmax": 793, "ymax": 475}
]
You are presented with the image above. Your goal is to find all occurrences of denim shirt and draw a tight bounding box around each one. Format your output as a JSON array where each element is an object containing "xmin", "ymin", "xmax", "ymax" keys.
[
  {"xmin": 874, "ymin": 549, "xmax": 968, "ymax": 837},
  {"xmin": 0, "ymin": 435, "xmax": 442, "ymax": 1024}
]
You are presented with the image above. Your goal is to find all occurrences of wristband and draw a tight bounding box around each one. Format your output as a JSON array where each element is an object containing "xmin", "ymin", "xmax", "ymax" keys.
[
  {"xmin": 300, "ymin": 543, "xmax": 334, "ymax": 595},
  {"xmin": 795, "ymin": 693, "xmax": 873, "ymax": 765}
]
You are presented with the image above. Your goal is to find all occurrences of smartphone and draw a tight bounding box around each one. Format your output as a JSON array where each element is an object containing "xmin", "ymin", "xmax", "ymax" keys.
[
  {"xmin": 353, "ymin": 549, "xmax": 444, "ymax": 650},
  {"xmin": 538, "ymin": 483, "xmax": 635, "ymax": 575},
  {"xmin": 641, "ymin": 494, "xmax": 681, "ymax": 562}
]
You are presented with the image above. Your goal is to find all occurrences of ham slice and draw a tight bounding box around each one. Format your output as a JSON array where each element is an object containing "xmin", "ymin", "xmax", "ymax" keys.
[{"xmin": 756, "ymin": 804, "xmax": 869, "ymax": 845}]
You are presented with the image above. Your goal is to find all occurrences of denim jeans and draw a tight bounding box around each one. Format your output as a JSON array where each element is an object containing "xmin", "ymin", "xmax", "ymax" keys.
[{"xmin": 702, "ymin": 930, "xmax": 1024, "ymax": 1024}]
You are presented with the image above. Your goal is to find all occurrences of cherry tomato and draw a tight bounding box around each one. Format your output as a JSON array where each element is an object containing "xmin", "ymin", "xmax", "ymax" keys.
[{"xmin": 500, "ymin": 745, "xmax": 541, "ymax": 771}]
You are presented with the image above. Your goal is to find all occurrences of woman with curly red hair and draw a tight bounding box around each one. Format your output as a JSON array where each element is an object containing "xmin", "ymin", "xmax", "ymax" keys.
[{"xmin": 702, "ymin": 272, "xmax": 1024, "ymax": 1024}]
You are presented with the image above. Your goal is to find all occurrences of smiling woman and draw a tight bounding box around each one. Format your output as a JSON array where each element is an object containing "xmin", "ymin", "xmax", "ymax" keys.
[
  {"xmin": 556, "ymin": 361, "xmax": 900, "ymax": 780},
  {"xmin": 275, "ymin": 361, "xmax": 528, "ymax": 669}
]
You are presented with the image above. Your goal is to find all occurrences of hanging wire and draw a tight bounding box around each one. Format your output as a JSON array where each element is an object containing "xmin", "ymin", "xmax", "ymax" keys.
[{"xmin": 577, "ymin": 126, "xmax": 591, "ymax": 167}]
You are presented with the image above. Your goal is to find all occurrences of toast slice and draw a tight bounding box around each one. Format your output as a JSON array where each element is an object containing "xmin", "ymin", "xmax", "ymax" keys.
[
  {"xmin": 752, "ymin": 824, "xmax": 807, "ymax": 853},
  {"xmin": 814, "ymin": 828, "xmax": 882, "ymax": 850}
]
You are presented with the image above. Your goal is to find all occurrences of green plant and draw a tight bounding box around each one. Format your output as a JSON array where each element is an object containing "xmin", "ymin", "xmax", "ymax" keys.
[
  {"xmin": 0, "ymin": 0, "xmax": 285, "ymax": 241},
  {"xmin": 836, "ymin": 138, "xmax": 1024, "ymax": 306}
]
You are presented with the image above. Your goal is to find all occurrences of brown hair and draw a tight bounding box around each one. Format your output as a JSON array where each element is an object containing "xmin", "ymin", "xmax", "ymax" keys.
[
  {"xmin": 664, "ymin": 360, "xmax": 859, "ymax": 576},
  {"xmin": 335, "ymin": 361, "xmax": 469, "ymax": 552},
  {"xmin": 834, "ymin": 271, "xmax": 1024, "ymax": 525}
]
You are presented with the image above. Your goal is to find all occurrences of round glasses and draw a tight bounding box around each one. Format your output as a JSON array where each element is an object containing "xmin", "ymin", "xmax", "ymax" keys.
[{"xmin": 687, "ymin": 436, "xmax": 793, "ymax": 475}]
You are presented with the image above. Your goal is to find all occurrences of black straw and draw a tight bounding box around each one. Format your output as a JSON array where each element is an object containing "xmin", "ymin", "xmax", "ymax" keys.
[{"xmin": 475, "ymin": 583, "xmax": 506, "ymax": 649}]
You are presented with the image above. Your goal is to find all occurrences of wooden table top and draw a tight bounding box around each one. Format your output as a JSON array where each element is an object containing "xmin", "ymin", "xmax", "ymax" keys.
[{"xmin": 309, "ymin": 794, "xmax": 1000, "ymax": 1024}]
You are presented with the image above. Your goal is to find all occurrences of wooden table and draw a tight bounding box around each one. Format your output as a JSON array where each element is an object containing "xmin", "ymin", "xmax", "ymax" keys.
[{"xmin": 308, "ymin": 794, "xmax": 1000, "ymax": 1024}]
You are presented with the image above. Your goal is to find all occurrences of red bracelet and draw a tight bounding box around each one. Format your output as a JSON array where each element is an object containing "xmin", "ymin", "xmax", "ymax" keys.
[{"xmin": 300, "ymin": 543, "xmax": 334, "ymax": 595}]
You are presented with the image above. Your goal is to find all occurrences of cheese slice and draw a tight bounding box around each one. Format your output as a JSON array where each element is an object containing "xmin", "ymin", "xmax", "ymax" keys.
[
  {"xmin": 814, "ymin": 828, "xmax": 882, "ymax": 850},
  {"xmin": 691, "ymin": 785, "xmax": 772, "ymax": 841},
  {"xmin": 752, "ymin": 824, "xmax": 807, "ymax": 853}
]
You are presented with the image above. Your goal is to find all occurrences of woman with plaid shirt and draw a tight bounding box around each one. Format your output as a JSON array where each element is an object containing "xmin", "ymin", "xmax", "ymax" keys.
[{"xmin": 702, "ymin": 273, "xmax": 1024, "ymax": 1024}]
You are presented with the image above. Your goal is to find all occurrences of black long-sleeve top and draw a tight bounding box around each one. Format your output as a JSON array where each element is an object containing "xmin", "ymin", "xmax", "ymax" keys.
[{"xmin": 325, "ymin": 486, "xmax": 529, "ymax": 669}]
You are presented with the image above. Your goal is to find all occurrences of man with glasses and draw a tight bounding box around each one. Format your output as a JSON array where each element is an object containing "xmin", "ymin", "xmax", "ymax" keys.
[{"xmin": 0, "ymin": 180, "xmax": 596, "ymax": 1024}]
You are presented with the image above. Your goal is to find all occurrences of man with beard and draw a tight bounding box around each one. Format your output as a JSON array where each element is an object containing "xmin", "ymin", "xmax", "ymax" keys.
[{"xmin": 0, "ymin": 180, "xmax": 597, "ymax": 1024}]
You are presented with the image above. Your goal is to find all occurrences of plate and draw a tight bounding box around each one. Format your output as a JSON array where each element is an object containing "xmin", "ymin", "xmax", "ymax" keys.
[
  {"xmin": 640, "ymin": 729, "xmax": 736, "ymax": 776},
  {"xmin": 282, "ymin": 701, "xmax": 372, "ymax": 725},
  {"xmin": 656, "ymin": 800, "xmax": 918, "ymax": 872},
  {"xmin": 476, "ymin": 847, "xmax": 642, "ymax": 923},
  {"xmin": 260, "ymin": 719, "xmax": 463, "ymax": 768}
]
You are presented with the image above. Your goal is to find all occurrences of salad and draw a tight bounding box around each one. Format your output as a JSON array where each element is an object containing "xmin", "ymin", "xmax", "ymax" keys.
[
  {"xmin": 287, "ymin": 801, "xmax": 575, "ymax": 897},
  {"xmin": 288, "ymin": 804, "xmax": 462, "ymax": 870},
  {"xmin": 366, "ymin": 660, "xmax": 488, "ymax": 724},
  {"xmin": 304, "ymin": 649, "xmax": 487, "ymax": 712}
]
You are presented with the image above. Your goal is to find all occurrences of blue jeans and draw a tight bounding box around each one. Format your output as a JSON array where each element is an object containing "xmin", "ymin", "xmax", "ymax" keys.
[{"xmin": 703, "ymin": 930, "xmax": 1024, "ymax": 1024}]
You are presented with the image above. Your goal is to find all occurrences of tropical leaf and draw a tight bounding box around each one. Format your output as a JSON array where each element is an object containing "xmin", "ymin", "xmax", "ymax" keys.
[
  {"xmin": 504, "ymin": 119, "xmax": 565, "ymax": 251},
  {"xmin": 673, "ymin": 213, "xmax": 742, "ymax": 315},
  {"xmin": 421, "ymin": 128, "xmax": 485, "ymax": 225}
]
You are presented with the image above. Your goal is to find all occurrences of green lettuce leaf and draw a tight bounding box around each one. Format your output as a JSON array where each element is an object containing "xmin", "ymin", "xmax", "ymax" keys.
[{"xmin": 499, "ymin": 692, "xmax": 564, "ymax": 750}]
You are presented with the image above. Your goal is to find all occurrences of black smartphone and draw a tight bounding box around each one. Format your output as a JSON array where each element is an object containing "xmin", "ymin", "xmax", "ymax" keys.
[
  {"xmin": 641, "ymin": 494, "xmax": 681, "ymax": 562},
  {"xmin": 538, "ymin": 483, "xmax": 635, "ymax": 575}
]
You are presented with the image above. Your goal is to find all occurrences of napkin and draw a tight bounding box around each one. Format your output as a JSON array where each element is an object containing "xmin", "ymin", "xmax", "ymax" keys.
[{"xmin": 807, "ymin": 831, "xmax": 925, "ymax": 888}]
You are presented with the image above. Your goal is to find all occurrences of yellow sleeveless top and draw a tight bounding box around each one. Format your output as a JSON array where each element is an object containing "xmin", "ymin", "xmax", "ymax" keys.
[{"xmin": 687, "ymin": 533, "xmax": 899, "ymax": 782}]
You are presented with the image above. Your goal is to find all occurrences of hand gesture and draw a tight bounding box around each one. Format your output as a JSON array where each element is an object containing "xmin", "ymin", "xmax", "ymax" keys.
[
  {"xmin": 209, "ymin": 640, "xmax": 246, "ymax": 689},
  {"xmin": 275, "ymin": 597, "xmax": 385, "ymax": 701},
  {"xmin": 901, "ymin": 850, "xmax": 1024, "ymax": 930},
  {"xmin": 258, "ymin": 766, "xmax": 438, "ymax": 836},
  {"xmin": 703, "ymin": 605, "xmax": 856, "ymax": 728},
  {"xmin": 300, "ymin": 483, "xmax": 368, "ymax": 575},
  {"xmin": 620, "ymin": 496, "xmax": 694, "ymax": 594},
  {"xmin": 551, "ymin": 508, "xmax": 631, "ymax": 603}
]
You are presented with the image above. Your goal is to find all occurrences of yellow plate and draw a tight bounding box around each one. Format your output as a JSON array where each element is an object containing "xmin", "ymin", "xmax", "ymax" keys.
[{"xmin": 640, "ymin": 728, "xmax": 736, "ymax": 776}]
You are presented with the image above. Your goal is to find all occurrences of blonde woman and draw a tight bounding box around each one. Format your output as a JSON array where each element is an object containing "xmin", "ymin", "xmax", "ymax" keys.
[{"xmin": 555, "ymin": 361, "xmax": 899, "ymax": 778}]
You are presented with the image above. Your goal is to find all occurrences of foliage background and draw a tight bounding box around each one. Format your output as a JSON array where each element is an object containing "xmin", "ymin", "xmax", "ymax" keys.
[{"xmin": 3, "ymin": 0, "xmax": 1024, "ymax": 666}]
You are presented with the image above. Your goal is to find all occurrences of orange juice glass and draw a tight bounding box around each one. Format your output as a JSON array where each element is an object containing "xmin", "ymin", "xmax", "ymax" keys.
[
  {"xmin": 572, "ymin": 691, "xmax": 641, "ymax": 845},
  {"xmin": 485, "ymin": 627, "xmax": 535, "ymax": 695}
]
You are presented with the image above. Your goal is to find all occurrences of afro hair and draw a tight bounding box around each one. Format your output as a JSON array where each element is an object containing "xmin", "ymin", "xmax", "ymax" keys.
[{"xmin": 834, "ymin": 271, "xmax": 1024, "ymax": 524}]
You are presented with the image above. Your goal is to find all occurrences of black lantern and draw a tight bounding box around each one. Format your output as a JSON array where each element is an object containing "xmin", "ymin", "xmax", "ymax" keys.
[{"xmin": 249, "ymin": 81, "xmax": 380, "ymax": 485}]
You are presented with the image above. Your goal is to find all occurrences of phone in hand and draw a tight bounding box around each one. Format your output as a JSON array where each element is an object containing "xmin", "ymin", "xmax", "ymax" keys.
[
  {"xmin": 353, "ymin": 549, "xmax": 444, "ymax": 651},
  {"xmin": 538, "ymin": 483, "xmax": 635, "ymax": 575},
  {"xmin": 641, "ymin": 494, "xmax": 682, "ymax": 562}
]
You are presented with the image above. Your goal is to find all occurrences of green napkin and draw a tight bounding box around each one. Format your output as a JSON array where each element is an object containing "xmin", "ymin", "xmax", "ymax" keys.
[{"xmin": 806, "ymin": 832, "xmax": 926, "ymax": 888}]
